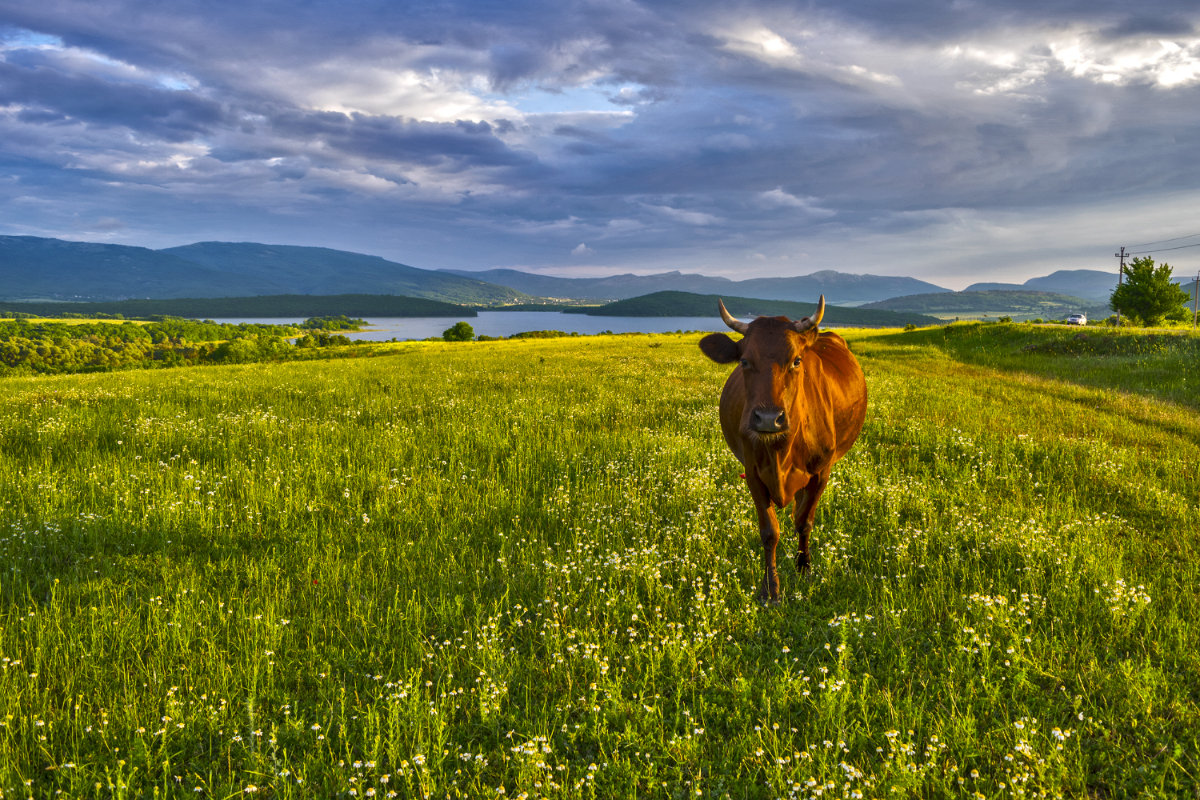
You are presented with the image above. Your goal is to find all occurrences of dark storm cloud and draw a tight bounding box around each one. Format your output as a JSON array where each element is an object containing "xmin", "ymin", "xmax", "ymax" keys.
[
  {"xmin": 270, "ymin": 111, "xmax": 535, "ymax": 169},
  {"xmin": 1100, "ymin": 15, "xmax": 1197, "ymax": 38},
  {"xmin": 0, "ymin": 54, "xmax": 225, "ymax": 141},
  {"xmin": 746, "ymin": 0, "xmax": 1200, "ymax": 40}
]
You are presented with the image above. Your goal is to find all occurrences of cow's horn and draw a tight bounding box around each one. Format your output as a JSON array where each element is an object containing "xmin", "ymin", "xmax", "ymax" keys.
[
  {"xmin": 793, "ymin": 295, "xmax": 826, "ymax": 332},
  {"xmin": 718, "ymin": 299, "xmax": 749, "ymax": 334}
]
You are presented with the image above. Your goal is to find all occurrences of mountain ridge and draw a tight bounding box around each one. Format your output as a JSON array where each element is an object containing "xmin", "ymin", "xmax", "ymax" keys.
[
  {"xmin": 965, "ymin": 269, "xmax": 1118, "ymax": 301},
  {"xmin": 1, "ymin": 235, "xmax": 1142, "ymax": 310},
  {"xmin": 160, "ymin": 242, "xmax": 524, "ymax": 305},
  {"xmin": 572, "ymin": 291, "xmax": 942, "ymax": 326},
  {"xmin": 440, "ymin": 266, "xmax": 949, "ymax": 304},
  {"xmin": 0, "ymin": 236, "xmax": 524, "ymax": 305}
]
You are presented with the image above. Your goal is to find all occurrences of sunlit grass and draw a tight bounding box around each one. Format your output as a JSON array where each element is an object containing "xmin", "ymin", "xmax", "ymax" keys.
[
  {"xmin": 0, "ymin": 329, "xmax": 1197, "ymax": 797},
  {"xmin": 0, "ymin": 317, "xmax": 151, "ymax": 325}
]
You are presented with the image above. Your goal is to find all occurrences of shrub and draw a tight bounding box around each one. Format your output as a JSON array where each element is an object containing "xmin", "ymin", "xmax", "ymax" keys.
[
  {"xmin": 508, "ymin": 330, "xmax": 568, "ymax": 339},
  {"xmin": 442, "ymin": 321, "xmax": 475, "ymax": 342},
  {"xmin": 1110, "ymin": 256, "xmax": 1191, "ymax": 326}
]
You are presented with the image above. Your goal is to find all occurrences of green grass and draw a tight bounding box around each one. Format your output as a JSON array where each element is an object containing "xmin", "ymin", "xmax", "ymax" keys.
[
  {"xmin": 0, "ymin": 328, "xmax": 1197, "ymax": 798},
  {"xmin": 890, "ymin": 321, "xmax": 1200, "ymax": 409}
]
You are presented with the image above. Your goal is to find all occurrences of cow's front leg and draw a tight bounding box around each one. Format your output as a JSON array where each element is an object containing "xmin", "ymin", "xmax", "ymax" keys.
[
  {"xmin": 744, "ymin": 491, "xmax": 782, "ymax": 604},
  {"xmin": 757, "ymin": 504, "xmax": 781, "ymax": 603},
  {"xmin": 744, "ymin": 472, "xmax": 782, "ymax": 604},
  {"xmin": 793, "ymin": 474, "xmax": 828, "ymax": 574}
]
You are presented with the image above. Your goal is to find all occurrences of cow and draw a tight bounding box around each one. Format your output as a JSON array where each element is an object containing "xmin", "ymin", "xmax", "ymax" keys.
[{"xmin": 699, "ymin": 296, "xmax": 867, "ymax": 604}]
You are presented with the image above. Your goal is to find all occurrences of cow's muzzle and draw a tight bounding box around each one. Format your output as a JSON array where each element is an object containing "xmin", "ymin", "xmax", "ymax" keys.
[{"xmin": 751, "ymin": 407, "xmax": 788, "ymax": 433}]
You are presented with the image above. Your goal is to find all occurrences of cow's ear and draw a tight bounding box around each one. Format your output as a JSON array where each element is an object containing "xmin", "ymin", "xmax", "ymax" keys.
[
  {"xmin": 796, "ymin": 327, "xmax": 820, "ymax": 347},
  {"xmin": 699, "ymin": 333, "xmax": 741, "ymax": 363}
]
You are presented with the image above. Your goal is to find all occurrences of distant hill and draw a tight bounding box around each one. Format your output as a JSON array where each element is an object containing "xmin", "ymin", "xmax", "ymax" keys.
[
  {"xmin": 863, "ymin": 290, "xmax": 1109, "ymax": 320},
  {"xmin": 964, "ymin": 282, "xmax": 1025, "ymax": 292},
  {"xmin": 440, "ymin": 268, "xmax": 726, "ymax": 301},
  {"xmin": 731, "ymin": 270, "xmax": 951, "ymax": 306},
  {"xmin": 575, "ymin": 291, "xmax": 942, "ymax": 327},
  {"xmin": 0, "ymin": 294, "xmax": 471, "ymax": 319},
  {"xmin": 6, "ymin": 235, "xmax": 1161, "ymax": 314},
  {"xmin": 966, "ymin": 269, "xmax": 1118, "ymax": 302},
  {"xmin": 442, "ymin": 267, "xmax": 949, "ymax": 304},
  {"xmin": 0, "ymin": 237, "xmax": 524, "ymax": 305},
  {"xmin": 0, "ymin": 236, "xmax": 231, "ymax": 301},
  {"xmin": 160, "ymin": 242, "xmax": 523, "ymax": 305},
  {"xmin": 1025, "ymin": 269, "xmax": 1123, "ymax": 300}
]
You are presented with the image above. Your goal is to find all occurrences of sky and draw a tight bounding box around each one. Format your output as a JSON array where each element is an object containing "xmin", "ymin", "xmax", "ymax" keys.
[{"xmin": 2, "ymin": 0, "xmax": 1200, "ymax": 289}]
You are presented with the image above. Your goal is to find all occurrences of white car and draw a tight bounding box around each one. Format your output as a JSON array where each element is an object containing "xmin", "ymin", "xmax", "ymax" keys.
[{"xmin": 1066, "ymin": 314, "xmax": 1087, "ymax": 325}]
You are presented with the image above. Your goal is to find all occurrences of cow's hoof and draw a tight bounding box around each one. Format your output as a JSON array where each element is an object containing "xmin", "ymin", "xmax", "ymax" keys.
[{"xmin": 757, "ymin": 590, "xmax": 782, "ymax": 607}]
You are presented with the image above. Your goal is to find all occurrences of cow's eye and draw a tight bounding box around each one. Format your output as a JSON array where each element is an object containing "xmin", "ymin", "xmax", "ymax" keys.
[
  {"xmin": 792, "ymin": 356, "xmax": 802, "ymax": 368},
  {"xmin": 739, "ymin": 358, "xmax": 750, "ymax": 369}
]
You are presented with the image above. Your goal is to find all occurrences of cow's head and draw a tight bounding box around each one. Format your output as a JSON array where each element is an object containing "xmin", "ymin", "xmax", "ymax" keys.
[{"xmin": 699, "ymin": 296, "xmax": 825, "ymax": 442}]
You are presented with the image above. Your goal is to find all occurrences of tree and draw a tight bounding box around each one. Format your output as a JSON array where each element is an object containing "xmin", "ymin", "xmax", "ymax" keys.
[
  {"xmin": 442, "ymin": 321, "xmax": 475, "ymax": 342},
  {"xmin": 1110, "ymin": 256, "xmax": 1190, "ymax": 326}
]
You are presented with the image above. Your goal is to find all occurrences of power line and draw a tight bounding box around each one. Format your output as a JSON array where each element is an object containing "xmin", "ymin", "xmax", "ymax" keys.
[
  {"xmin": 1128, "ymin": 242, "xmax": 1200, "ymax": 255},
  {"xmin": 1125, "ymin": 231, "xmax": 1200, "ymax": 250}
]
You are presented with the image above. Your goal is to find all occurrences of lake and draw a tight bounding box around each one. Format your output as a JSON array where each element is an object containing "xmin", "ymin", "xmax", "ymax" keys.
[{"xmin": 209, "ymin": 311, "xmax": 731, "ymax": 341}]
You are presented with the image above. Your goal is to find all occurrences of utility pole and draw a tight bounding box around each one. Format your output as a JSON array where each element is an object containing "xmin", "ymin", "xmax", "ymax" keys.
[
  {"xmin": 1114, "ymin": 246, "xmax": 1128, "ymax": 324},
  {"xmin": 1193, "ymin": 270, "xmax": 1199, "ymax": 331}
]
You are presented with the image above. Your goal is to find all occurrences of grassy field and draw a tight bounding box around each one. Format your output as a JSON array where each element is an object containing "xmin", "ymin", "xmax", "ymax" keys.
[{"xmin": 0, "ymin": 324, "xmax": 1197, "ymax": 798}]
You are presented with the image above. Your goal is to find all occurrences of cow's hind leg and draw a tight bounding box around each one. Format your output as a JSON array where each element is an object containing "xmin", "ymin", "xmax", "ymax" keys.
[{"xmin": 793, "ymin": 475, "xmax": 828, "ymax": 575}]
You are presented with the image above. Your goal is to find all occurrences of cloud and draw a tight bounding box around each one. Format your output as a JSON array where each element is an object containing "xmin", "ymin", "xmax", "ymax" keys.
[
  {"xmin": 757, "ymin": 188, "xmax": 834, "ymax": 217},
  {"xmin": 644, "ymin": 204, "xmax": 721, "ymax": 226},
  {"xmin": 2, "ymin": 2, "xmax": 1200, "ymax": 283},
  {"xmin": 571, "ymin": 242, "xmax": 594, "ymax": 256},
  {"xmin": 0, "ymin": 53, "xmax": 224, "ymax": 142},
  {"xmin": 1051, "ymin": 34, "xmax": 1200, "ymax": 88}
]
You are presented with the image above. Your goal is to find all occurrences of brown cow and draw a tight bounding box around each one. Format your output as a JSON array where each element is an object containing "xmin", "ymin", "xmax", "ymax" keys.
[{"xmin": 699, "ymin": 296, "xmax": 867, "ymax": 604}]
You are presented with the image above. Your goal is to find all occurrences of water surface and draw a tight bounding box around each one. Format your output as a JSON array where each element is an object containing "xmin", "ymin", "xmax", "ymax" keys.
[{"xmin": 208, "ymin": 311, "xmax": 729, "ymax": 341}]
